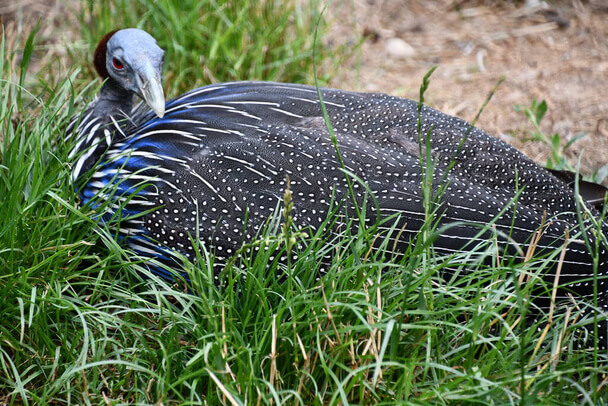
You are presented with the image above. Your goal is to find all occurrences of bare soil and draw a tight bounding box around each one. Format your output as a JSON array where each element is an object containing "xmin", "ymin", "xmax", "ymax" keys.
[{"xmin": 327, "ymin": 0, "xmax": 608, "ymax": 176}]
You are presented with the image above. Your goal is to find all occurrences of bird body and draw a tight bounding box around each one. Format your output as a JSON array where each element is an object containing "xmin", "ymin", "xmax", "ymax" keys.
[{"xmin": 69, "ymin": 29, "xmax": 607, "ymax": 346}]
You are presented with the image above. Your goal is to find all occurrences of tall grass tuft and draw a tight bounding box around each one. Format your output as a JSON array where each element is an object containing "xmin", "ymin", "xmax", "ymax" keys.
[{"xmin": 76, "ymin": 0, "xmax": 342, "ymax": 97}]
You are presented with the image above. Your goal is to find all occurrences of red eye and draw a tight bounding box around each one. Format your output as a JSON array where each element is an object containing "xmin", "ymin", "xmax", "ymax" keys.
[{"xmin": 112, "ymin": 58, "xmax": 124, "ymax": 70}]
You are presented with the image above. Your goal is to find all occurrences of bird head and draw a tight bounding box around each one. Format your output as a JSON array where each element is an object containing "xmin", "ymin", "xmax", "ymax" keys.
[{"xmin": 94, "ymin": 28, "xmax": 166, "ymax": 118}]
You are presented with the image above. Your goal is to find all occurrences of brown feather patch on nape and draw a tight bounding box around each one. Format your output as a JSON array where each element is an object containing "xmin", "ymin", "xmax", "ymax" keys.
[{"xmin": 93, "ymin": 30, "xmax": 120, "ymax": 79}]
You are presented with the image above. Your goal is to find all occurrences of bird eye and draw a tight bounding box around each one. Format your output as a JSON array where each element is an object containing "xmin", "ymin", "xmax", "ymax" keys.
[{"xmin": 112, "ymin": 58, "xmax": 124, "ymax": 70}]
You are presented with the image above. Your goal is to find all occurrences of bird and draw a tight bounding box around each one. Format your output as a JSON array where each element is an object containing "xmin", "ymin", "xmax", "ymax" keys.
[{"xmin": 68, "ymin": 28, "xmax": 607, "ymax": 347}]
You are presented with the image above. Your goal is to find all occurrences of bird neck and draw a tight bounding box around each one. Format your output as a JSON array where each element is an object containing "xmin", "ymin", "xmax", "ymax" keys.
[
  {"xmin": 93, "ymin": 78, "xmax": 134, "ymax": 118},
  {"xmin": 68, "ymin": 79, "xmax": 134, "ymax": 187}
]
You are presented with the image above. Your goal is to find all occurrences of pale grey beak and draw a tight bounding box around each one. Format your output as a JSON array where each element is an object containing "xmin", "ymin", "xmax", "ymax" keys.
[{"xmin": 137, "ymin": 71, "xmax": 165, "ymax": 118}]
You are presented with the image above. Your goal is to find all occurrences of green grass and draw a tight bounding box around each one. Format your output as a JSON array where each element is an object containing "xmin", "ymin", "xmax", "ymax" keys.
[
  {"xmin": 1, "ymin": 1, "xmax": 607, "ymax": 404},
  {"xmin": 74, "ymin": 0, "xmax": 342, "ymax": 97},
  {"xmin": 515, "ymin": 98, "xmax": 608, "ymax": 184},
  {"xmin": 515, "ymin": 99, "xmax": 585, "ymax": 172}
]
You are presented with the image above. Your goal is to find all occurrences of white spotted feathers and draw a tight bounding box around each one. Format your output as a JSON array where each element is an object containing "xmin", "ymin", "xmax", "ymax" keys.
[{"xmin": 67, "ymin": 30, "xmax": 608, "ymax": 349}]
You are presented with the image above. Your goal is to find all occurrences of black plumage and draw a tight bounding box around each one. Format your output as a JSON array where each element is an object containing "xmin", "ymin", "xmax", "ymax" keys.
[{"xmin": 68, "ymin": 29, "xmax": 607, "ymax": 347}]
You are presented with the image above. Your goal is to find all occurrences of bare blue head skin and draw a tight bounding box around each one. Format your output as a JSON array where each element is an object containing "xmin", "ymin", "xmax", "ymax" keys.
[{"xmin": 94, "ymin": 28, "xmax": 166, "ymax": 118}]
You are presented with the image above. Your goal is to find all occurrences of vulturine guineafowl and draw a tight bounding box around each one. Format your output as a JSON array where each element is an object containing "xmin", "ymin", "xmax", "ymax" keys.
[{"xmin": 68, "ymin": 29, "xmax": 607, "ymax": 348}]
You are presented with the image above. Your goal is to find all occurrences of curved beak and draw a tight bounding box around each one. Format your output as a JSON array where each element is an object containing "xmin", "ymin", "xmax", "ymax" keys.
[{"xmin": 136, "ymin": 69, "xmax": 165, "ymax": 118}]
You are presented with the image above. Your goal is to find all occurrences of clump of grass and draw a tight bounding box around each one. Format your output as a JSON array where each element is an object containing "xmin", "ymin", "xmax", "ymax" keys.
[
  {"xmin": 515, "ymin": 99, "xmax": 591, "ymax": 172},
  {"xmin": 1, "ymin": 5, "xmax": 607, "ymax": 405},
  {"xmin": 75, "ymin": 0, "xmax": 344, "ymax": 97}
]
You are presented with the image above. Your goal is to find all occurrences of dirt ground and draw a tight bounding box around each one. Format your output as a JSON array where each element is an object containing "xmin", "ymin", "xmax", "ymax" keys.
[
  {"xmin": 328, "ymin": 0, "xmax": 608, "ymax": 176},
  {"xmin": 3, "ymin": 0, "xmax": 608, "ymax": 176}
]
